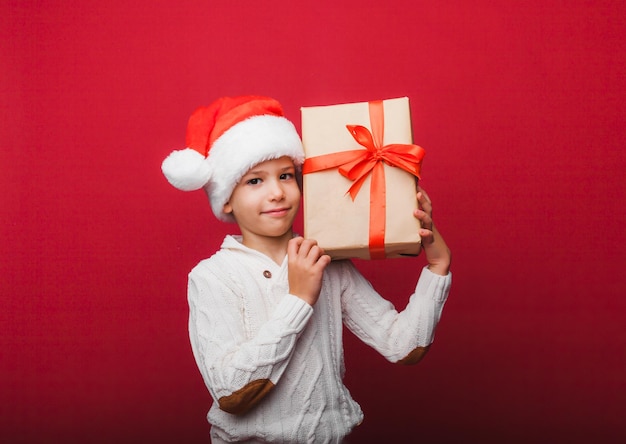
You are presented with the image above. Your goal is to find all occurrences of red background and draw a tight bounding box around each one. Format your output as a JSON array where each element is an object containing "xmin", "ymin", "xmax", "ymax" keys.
[{"xmin": 2, "ymin": 1, "xmax": 625, "ymax": 443}]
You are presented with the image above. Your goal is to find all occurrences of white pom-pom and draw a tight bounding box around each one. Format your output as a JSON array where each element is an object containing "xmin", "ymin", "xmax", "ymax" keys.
[{"xmin": 161, "ymin": 148, "xmax": 211, "ymax": 191}]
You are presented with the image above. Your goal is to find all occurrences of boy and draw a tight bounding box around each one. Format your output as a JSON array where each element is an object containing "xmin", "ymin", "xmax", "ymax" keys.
[{"xmin": 162, "ymin": 96, "xmax": 451, "ymax": 443}]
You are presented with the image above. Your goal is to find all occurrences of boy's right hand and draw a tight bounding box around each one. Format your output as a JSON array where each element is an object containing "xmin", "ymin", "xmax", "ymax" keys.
[{"xmin": 287, "ymin": 237, "xmax": 331, "ymax": 306}]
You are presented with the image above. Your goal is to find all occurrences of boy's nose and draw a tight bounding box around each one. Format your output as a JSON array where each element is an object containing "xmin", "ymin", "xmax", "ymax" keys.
[{"xmin": 269, "ymin": 181, "xmax": 285, "ymax": 200}]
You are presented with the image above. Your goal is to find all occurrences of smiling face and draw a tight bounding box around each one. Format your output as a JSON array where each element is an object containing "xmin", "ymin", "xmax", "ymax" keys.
[{"xmin": 223, "ymin": 156, "xmax": 301, "ymax": 251}]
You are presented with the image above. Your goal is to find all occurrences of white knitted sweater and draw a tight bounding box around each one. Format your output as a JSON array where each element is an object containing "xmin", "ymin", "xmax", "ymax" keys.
[{"xmin": 188, "ymin": 235, "xmax": 451, "ymax": 443}]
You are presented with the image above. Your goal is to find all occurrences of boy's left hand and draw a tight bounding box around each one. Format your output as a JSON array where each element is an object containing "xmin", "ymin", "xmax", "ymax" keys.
[{"xmin": 414, "ymin": 186, "xmax": 451, "ymax": 276}]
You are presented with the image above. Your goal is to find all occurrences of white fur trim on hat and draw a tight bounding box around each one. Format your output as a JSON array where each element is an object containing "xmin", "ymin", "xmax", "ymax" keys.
[
  {"xmin": 206, "ymin": 114, "xmax": 304, "ymax": 222},
  {"xmin": 161, "ymin": 148, "xmax": 212, "ymax": 191}
]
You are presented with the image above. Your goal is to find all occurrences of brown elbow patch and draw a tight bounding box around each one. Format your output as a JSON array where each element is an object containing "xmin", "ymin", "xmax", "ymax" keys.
[
  {"xmin": 397, "ymin": 345, "xmax": 430, "ymax": 365},
  {"xmin": 218, "ymin": 379, "xmax": 275, "ymax": 415}
]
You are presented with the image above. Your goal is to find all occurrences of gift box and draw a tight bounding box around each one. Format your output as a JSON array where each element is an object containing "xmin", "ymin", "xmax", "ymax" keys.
[{"xmin": 301, "ymin": 97, "xmax": 425, "ymax": 260}]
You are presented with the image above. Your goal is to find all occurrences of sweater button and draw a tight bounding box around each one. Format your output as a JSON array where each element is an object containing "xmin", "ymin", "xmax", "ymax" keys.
[{"xmin": 263, "ymin": 270, "xmax": 272, "ymax": 279}]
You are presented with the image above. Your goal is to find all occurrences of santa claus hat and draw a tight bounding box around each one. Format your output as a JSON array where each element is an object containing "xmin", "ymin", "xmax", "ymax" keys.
[{"xmin": 161, "ymin": 96, "xmax": 305, "ymax": 222}]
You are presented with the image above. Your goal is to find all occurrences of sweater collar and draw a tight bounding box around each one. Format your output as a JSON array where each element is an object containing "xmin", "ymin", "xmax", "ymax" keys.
[{"xmin": 221, "ymin": 235, "xmax": 289, "ymax": 268}]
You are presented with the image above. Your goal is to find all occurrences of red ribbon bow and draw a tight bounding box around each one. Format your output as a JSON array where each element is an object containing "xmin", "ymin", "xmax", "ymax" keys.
[{"xmin": 302, "ymin": 100, "xmax": 425, "ymax": 259}]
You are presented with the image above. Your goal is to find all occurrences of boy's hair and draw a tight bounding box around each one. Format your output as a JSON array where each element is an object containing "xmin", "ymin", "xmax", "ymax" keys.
[{"xmin": 162, "ymin": 96, "xmax": 304, "ymax": 222}]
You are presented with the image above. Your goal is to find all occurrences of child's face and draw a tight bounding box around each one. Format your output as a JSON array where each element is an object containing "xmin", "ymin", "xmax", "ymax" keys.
[{"xmin": 223, "ymin": 156, "xmax": 300, "ymax": 243}]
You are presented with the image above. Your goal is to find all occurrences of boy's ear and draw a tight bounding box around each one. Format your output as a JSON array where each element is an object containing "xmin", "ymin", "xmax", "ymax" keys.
[{"xmin": 223, "ymin": 201, "xmax": 233, "ymax": 214}]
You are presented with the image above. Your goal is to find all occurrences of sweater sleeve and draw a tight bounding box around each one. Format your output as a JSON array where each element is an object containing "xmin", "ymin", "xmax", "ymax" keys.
[
  {"xmin": 188, "ymin": 263, "xmax": 313, "ymax": 415},
  {"xmin": 340, "ymin": 262, "xmax": 451, "ymax": 364}
]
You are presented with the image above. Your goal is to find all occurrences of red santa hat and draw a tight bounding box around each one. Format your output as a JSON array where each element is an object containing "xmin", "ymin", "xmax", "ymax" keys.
[{"xmin": 161, "ymin": 96, "xmax": 305, "ymax": 222}]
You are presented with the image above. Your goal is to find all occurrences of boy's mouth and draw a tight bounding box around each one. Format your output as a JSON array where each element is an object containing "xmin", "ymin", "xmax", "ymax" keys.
[{"xmin": 263, "ymin": 207, "xmax": 290, "ymax": 216}]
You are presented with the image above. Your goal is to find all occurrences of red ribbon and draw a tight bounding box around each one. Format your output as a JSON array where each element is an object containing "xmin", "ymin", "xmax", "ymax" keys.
[{"xmin": 302, "ymin": 100, "xmax": 425, "ymax": 259}]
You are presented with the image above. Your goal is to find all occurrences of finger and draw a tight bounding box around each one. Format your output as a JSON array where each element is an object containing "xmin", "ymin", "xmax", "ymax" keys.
[
  {"xmin": 298, "ymin": 239, "xmax": 314, "ymax": 255},
  {"xmin": 416, "ymin": 186, "xmax": 431, "ymax": 203},
  {"xmin": 417, "ymin": 190, "xmax": 432, "ymax": 213},
  {"xmin": 297, "ymin": 239, "xmax": 321, "ymax": 260},
  {"xmin": 287, "ymin": 236, "xmax": 304, "ymax": 258},
  {"xmin": 307, "ymin": 244, "xmax": 326, "ymax": 262},
  {"xmin": 419, "ymin": 228, "xmax": 434, "ymax": 245},
  {"xmin": 316, "ymin": 253, "xmax": 332, "ymax": 269},
  {"xmin": 416, "ymin": 185, "xmax": 432, "ymax": 204},
  {"xmin": 414, "ymin": 208, "xmax": 433, "ymax": 228},
  {"xmin": 309, "ymin": 252, "xmax": 331, "ymax": 272}
]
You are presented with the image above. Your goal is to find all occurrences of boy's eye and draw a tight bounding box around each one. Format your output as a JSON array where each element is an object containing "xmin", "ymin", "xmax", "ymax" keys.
[
  {"xmin": 280, "ymin": 173, "xmax": 294, "ymax": 180},
  {"xmin": 246, "ymin": 178, "xmax": 261, "ymax": 185}
]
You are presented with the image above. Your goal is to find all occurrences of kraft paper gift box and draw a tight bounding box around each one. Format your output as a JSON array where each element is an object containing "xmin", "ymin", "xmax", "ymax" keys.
[{"xmin": 301, "ymin": 97, "xmax": 425, "ymax": 260}]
